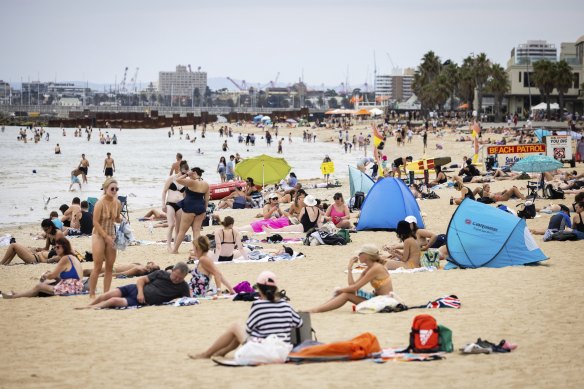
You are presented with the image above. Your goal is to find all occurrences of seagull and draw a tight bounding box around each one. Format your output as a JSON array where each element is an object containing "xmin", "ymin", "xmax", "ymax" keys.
[{"xmin": 43, "ymin": 195, "xmax": 58, "ymax": 210}]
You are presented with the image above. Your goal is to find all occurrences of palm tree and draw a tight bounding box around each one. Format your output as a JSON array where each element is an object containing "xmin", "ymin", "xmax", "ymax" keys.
[
  {"xmin": 419, "ymin": 51, "xmax": 441, "ymax": 83},
  {"xmin": 413, "ymin": 51, "xmax": 443, "ymax": 113},
  {"xmin": 473, "ymin": 53, "xmax": 491, "ymax": 116},
  {"xmin": 485, "ymin": 64, "xmax": 510, "ymax": 122},
  {"xmin": 532, "ymin": 59, "xmax": 557, "ymax": 119},
  {"xmin": 441, "ymin": 61, "xmax": 459, "ymax": 111},
  {"xmin": 554, "ymin": 60, "xmax": 573, "ymax": 115},
  {"xmin": 458, "ymin": 56, "xmax": 476, "ymax": 112}
]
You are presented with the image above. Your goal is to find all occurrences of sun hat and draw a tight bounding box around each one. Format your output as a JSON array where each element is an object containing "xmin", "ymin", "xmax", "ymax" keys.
[
  {"xmin": 268, "ymin": 193, "xmax": 279, "ymax": 200},
  {"xmin": 256, "ymin": 271, "xmax": 278, "ymax": 287},
  {"xmin": 303, "ymin": 195, "xmax": 317, "ymax": 206},
  {"xmin": 356, "ymin": 244, "xmax": 379, "ymax": 256},
  {"xmin": 404, "ymin": 215, "xmax": 418, "ymax": 224}
]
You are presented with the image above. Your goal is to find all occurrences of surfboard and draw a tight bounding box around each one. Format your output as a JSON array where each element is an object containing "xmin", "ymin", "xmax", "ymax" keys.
[{"xmin": 406, "ymin": 157, "xmax": 452, "ymax": 174}]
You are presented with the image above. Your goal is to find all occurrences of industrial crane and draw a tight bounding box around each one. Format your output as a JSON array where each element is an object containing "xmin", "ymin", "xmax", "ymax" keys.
[
  {"xmin": 130, "ymin": 67, "xmax": 139, "ymax": 93},
  {"xmin": 226, "ymin": 77, "xmax": 246, "ymax": 91},
  {"xmin": 119, "ymin": 66, "xmax": 129, "ymax": 93},
  {"xmin": 386, "ymin": 53, "xmax": 400, "ymax": 75}
]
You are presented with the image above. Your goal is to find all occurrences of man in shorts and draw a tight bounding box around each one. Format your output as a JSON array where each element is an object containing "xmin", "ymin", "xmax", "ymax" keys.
[
  {"xmin": 82, "ymin": 262, "xmax": 191, "ymax": 309},
  {"xmin": 104, "ymin": 152, "xmax": 115, "ymax": 177}
]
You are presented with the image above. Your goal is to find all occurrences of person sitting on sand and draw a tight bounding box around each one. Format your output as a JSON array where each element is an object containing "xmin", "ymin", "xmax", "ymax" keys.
[
  {"xmin": 61, "ymin": 197, "xmax": 82, "ymax": 230},
  {"xmin": 305, "ymin": 245, "xmax": 392, "ymax": 313},
  {"xmin": 214, "ymin": 217, "xmax": 248, "ymax": 262},
  {"xmin": 238, "ymin": 193, "xmax": 292, "ymax": 233},
  {"xmin": 473, "ymin": 183, "xmax": 526, "ymax": 202},
  {"xmin": 217, "ymin": 186, "xmax": 248, "ymax": 210},
  {"xmin": 453, "ymin": 178, "xmax": 476, "ymax": 205},
  {"xmin": 1, "ymin": 219, "xmax": 64, "ymax": 265},
  {"xmin": 384, "ymin": 215, "xmax": 445, "ymax": 251},
  {"xmin": 2, "ymin": 238, "xmax": 83, "ymax": 298},
  {"xmin": 457, "ymin": 159, "xmax": 490, "ymax": 183},
  {"xmin": 82, "ymin": 261, "xmax": 160, "ymax": 278},
  {"xmin": 80, "ymin": 262, "xmax": 191, "ymax": 309},
  {"xmin": 383, "ymin": 221, "xmax": 421, "ymax": 270},
  {"xmin": 261, "ymin": 195, "xmax": 323, "ymax": 233},
  {"xmin": 324, "ymin": 192, "xmax": 352, "ymax": 229},
  {"xmin": 286, "ymin": 189, "xmax": 306, "ymax": 218},
  {"xmin": 189, "ymin": 236, "xmax": 235, "ymax": 296},
  {"xmin": 530, "ymin": 204, "xmax": 572, "ymax": 240},
  {"xmin": 190, "ymin": 271, "xmax": 302, "ymax": 359},
  {"xmin": 428, "ymin": 165, "xmax": 448, "ymax": 187}
]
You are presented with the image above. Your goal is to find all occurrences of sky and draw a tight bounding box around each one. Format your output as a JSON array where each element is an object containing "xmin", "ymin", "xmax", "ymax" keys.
[{"xmin": 1, "ymin": 0, "xmax": 583, "ymax": 89}]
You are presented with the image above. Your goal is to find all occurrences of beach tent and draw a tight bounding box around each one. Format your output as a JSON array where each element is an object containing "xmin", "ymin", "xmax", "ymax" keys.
[
  {"xmin": 446, "ymin": 199, "xmax": 547, "ymax": 269},
  {"xmin": 534, "ymin": 128, "xmax": 551, "ymax": 142},
  {"xmin": 348, "ymin": 165, "xmax": 375, "ymax": 198},
  {"xmin": 253, "ymin": 115, "xmax": 264, "ymax": 123},
  {"xmin": 531, "ymin": 102, "xmax": 559, "ymax": 111},
  {"xmin": 356, "ymin": 177, "xmax": 424, "ymax": 231}
]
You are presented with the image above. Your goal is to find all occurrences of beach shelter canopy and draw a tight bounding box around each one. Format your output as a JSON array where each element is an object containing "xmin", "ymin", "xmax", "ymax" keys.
[
  {"xmin": 356, "ymin": 177, "xmax": 424, "ymax": 231},
  {"xmin": 531, "ymin": 102, "xmax": 559, "ymax": 111},
  {"xmin": 216, "ymin": 115, "xmax": 228, "ymax": 123},
  {"xmin": 355, "ymin": 108, "xmax": 370, "ymax": 115},
  {"xmin": 260, "ymin": 116, "xmax": 271, "ymax": 122},
  {"xmin": 234, "ymin": 154, "xmax": 291, "ymax": 186},
  {"xmin": 253, "ymin": 114, "xmax": 264, "ymax": 122},
  {"xmin": 534, "ymin": 128, "xmax": 551, "ymax": 142},
  {"xmin": 286, "ymin": 118, "xmax": 298, "ymax": 123},
  {"xmin": 369, "ymin": 108, "xmax": 384, "ymax": 116},
  {"xmin": 348, "ymin": 165, "xmax": 375, "ymax": 199},
  {"xmin": 511, "ymin": 155, "xmax": 563, "ymax": 173},
  {"xmin": 446, "ymin": 199, "xmax": 547, "ymax": 269}
]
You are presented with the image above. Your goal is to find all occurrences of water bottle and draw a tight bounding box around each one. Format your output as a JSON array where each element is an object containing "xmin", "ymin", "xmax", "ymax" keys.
[{"xmin": 450, "ymin": 197, "xmax": 454, "ymax": 205}]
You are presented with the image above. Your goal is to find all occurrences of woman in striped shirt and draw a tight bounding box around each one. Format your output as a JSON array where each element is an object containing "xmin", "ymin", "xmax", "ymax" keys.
[{"xmin": 190, "ymin": 271, "xmax": 302, "ymax": 359}]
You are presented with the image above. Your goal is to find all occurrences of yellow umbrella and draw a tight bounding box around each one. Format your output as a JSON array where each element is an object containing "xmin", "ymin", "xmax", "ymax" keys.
[{"xmin": 234, "ymin": 154, "xmax": 292, "ymax": 186}]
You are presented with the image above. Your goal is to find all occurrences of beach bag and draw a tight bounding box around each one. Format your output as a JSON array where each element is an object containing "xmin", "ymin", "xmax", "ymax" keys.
[
  {"xmin": 545, "ymin": 184, "xmax": 565, "ymax": 200},
  {"xmin": 353, "ymin": 191, "xmax": 365, "ymax": 210},
  {"xmin": 438, "ymin": 324, "xmax": 453, "ymax": 353},
  {"xmin": 290, "ymin": 312, "xmax": 317, "ymax": 346},
  {"xmin": 420, "ymin": 250, "xmax": 440, "ymax": 268},
  {"xmin": 408, "ymin": 314, "xmax": 440, "ymax": 353},
  {"xmin": 356, "ymin": 295, "xmax": 403, "ymax": 314},
  {"xmin": 318, "ymin": 230, "xmax": 346, "ymax": 245},
  {"xmin": 517, "ymin": 202, "xmax": 536, "ymax": 219},
  {"xmin": 234, "ymin": 335, "xmax": 292, "ymax": 365},
  {"xmin": 115, "ymin": 221, "xmax": 133, "ymax": 251},
  {"xmin": 320, "ymin": 222, "xmax": 338, "ymax": 235},
  {"xmin": 337, "ymin": 229, "xmax": 351, "ymax": 244}
]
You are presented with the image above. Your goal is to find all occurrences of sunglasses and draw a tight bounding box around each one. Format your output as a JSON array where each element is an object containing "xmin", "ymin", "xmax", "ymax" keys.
[{"xmin": 110, "ymin": 187, "xmax": 119, "ymax": 192}]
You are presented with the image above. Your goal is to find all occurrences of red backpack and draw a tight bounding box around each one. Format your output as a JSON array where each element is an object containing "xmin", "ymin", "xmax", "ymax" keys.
[{"xmin": 408, "ymin": 314, "xmax": 440, "ymax": 353}]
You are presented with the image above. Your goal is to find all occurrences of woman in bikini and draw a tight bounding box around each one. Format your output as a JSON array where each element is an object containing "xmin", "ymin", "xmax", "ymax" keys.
[
  {"xmin": 238, "ymin": 193, "xmax": 293, "ymax": 232},
  {"xmin": 384, "ymin": 221, "xmax": 421, "ymax": 270},
  {"xmin": 473, "ymin": 183, "xmax": 525, "ymax": 202},
  {"xmin": 89, "ymin": 178, "xmax": 122, "ymax": 299},
  {"xmin": 262, "ymin": 195, "xmax": 323, "ymax": 233},
  {"xmin": 453, "ymin": 178, "xmax": 475, "ymax": 205},
  {"xmin": 305, "ymin": 244, "xmax": 392, "ymax": 313},
  {"xmin": 189, "ymin": 236, "xmax": 235, "ymax": 297},
  {"xmin": 2, "ymin": 238, "xmax": 84, "ymax": 298},
  {"xmin": 172, "ymin": 167, "xmax": 210, "ymax": 254},
  {"xmin": 287, "ymin": 189, "xmax": 306, "ymax": 219},
  {"xmin": 324, "ymin": 192, "xmax": 352, "ymax": 229},
  {"xmin": 217, "ymin": 186, "xmax": 247, "ymax": 210},
  {"xmin": 83, "ymin": 261, "xmax": 160, "ymax": 278},
  {"xmin": 428, "ymin": 165, "xmax": 448, "ymax": 187},
  {"xmin": 214, "ymin": 216, "xmax": 248, "ymax": 262},
  {"xmin": 1, "ymin": 219, "xmax": 63, "ymax": 265},
  {"xmin": 162, "ymin": 160, "xmax": 188, "ymax": 252},
  {"xmin": 384, "ymin": 215, "xmax": 444, "ymax": 251}
]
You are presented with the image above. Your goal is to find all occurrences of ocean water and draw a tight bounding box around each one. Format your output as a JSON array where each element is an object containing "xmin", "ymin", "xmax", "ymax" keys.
[{"xmin": 0, "ymin": 125, "xmax": 363, "ymax": 227}]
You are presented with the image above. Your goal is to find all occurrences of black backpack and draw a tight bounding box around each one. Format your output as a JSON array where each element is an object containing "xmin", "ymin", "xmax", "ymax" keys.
[
  {"xmin": 545, "ymin": 184, "xmax": 565, "ymax": 200},
  {"xmin": 353, "ymin": 191, "xmax": 365, "ymax": 210},
  {"xmin": 517, "ymin": 202, "xmax": 536, "ymax": 219}
]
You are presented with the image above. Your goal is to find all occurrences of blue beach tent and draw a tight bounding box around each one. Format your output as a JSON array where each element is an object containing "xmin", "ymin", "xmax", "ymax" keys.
[
  {"xmin": 348, "ymin": 165, "xmax": 375, "ymax": 199},
  {"xmin": 446, "ymin": 199, "xmax": 547, "ymax": 269},
  {"xmin": 356, "ymin": 177, "xmax": 424, "ymax": 231}
]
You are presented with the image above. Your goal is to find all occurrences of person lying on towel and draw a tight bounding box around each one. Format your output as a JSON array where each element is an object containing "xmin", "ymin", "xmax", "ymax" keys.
[{"xmin": 79, "ymin": 262, "xmax": 191, "ymax": 309}]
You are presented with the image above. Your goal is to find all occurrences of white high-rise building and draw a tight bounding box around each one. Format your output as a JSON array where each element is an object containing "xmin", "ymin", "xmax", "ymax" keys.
[
  {"xmin": 375, "ymin": 68, "xmax": 414, "ymax": 102},
  {"xmin": 158, "ymin": 65, "xmax": 207, "ymax": 97},
  {"xmin": 514, "ymin": 40, "xmax": 557, "ymax": 64}
]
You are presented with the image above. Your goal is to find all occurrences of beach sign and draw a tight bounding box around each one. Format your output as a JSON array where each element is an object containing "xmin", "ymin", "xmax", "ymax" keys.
[
  {"xmin": 487, "ymin": 144, "xmax": 546, "ymax": 166},
  {"xmin": 545, "ymin": 135, "xmax": 572, "ymax": 161},
  {"xmin": 321, "ymin": 161, "xmax": 335, "ymax": 175}
]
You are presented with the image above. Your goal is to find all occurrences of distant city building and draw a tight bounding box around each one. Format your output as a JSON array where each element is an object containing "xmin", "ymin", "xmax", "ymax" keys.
[
  {"xmin": 58, "ymin": 97, "xmax": 81, "ymax": 107},
  {"xmin": 375, "ymin": 68, "xmax": 414, "ymax": 103},
  {"xmin": 514, "ymin": 40, "xmax": 557, "ymax": 65},
  {"xmin": 158, "ymin": 65, "xmax": 207, "ymax": 97},
  {"xmin": 0, "ymin": 80, "xmax": 12, "ymax": 104},
  {"xmin": 506, "ymin": 36, "xmax": 584, "ymax": 115}
]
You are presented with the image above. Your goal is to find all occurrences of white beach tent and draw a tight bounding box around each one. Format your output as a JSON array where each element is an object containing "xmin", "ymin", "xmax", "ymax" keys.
[{"xmin": 531, "ymin": 102, "xmax": 559, "ymax": 111}]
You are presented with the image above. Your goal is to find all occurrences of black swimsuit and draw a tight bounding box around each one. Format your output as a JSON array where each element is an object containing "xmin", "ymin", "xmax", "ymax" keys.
[
  {"xmin": 167, "ymin": 181, "xmax": 186, "ymax": 212},
  {"xmin": 576, "ymin": 212, "xmax": 584, "ymax": 233},
  {"xmin": 217, "ymin": 229, "xmax": 236, "ymax": 262},
  {"xmin": 300, "ymin": 207, "xmax": 321, "ymax": 232}
]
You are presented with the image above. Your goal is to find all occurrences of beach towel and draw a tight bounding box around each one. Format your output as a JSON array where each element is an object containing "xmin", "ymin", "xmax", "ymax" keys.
[
  {"xmin": 379, "ymin": 348, "xmax": 445, "ymax": 362},
  {"xmin": 287, "ymin": 332, "xmax": 381, "ymax": 363},
  {"xmin": 98, "ymin": 297, "xmax": 199, "ymax": 309}
]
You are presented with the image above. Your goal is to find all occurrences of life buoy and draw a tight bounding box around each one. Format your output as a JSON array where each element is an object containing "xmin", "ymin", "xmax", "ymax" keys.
[{"xmin": 209, "ymin": 180, "xmax": 247, "ymax": 200}]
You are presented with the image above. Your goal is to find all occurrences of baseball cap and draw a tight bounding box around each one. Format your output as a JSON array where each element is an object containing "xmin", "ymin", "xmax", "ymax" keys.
[
  {"xmin": 256, "ymin": 271, "xmax": 278, "ymax": 287},
  {"xmin": 404, "ymin": 215, "xmax": 418, "ymax": 224}
]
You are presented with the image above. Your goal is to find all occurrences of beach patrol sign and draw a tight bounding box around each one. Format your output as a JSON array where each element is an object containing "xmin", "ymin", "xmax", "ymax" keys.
[
  {"xmin": 545, "ymin": 135, "xmax": 572, "ymax": 161},
  {"xmin": 487, "ymin": 144, "xmax": 546, "ymax": 165}
]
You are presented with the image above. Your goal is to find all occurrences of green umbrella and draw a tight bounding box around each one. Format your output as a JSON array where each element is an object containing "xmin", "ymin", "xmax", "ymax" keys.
[{"xmin": 234, "ymin": 154, "xmax": 292, "ymax": 186}]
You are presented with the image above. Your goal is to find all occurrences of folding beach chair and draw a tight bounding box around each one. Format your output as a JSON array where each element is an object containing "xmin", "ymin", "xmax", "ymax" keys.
[
  {"xmin": 526, "ymin": 174, "xmax": 545, "ymax": 201},
  {"xmin": 118, "ymin": 195, "xmax": 130, "ymax": 221},
  {"xmin": 87, "ymin": 197, "xmax": 98, "ymax": 214}
]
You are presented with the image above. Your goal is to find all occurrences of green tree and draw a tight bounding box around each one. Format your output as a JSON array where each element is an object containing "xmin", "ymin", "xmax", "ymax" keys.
[
  {"xmin": 328, "ymin": 97, "xmax": 339, "ymax": 109},
  {"xmin": 458, "ymin": 56, "xmax": 476, "ymax": 111},
  {"xmin": 554, "ymin": 60, "xmax": 573, "ymax": 115},
  {"xmin": 532, "ymin": 59, "xmax": 557, "ymax": 119},
  {"xmin": 441, "ymin": 60, "xmax": 459, "ymax": 111},
  {"xmin": 485, "ymin": 64, "xmax": 510, "ymax": 122}
]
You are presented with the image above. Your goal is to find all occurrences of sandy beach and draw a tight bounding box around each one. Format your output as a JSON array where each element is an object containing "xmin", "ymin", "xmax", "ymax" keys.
[{"xmin": 1, "ymin": 122, "xmax": 583, "ymax": 389}]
